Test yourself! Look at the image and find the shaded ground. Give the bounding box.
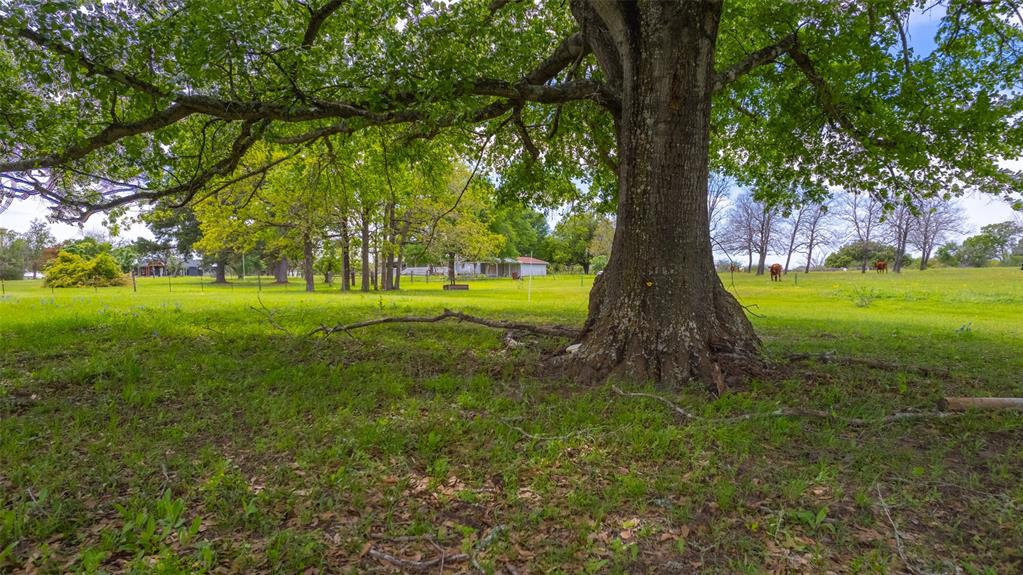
[1,271,1021,573]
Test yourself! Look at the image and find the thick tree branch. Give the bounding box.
[301,0,347,48]
[0,104,192,172]
[713,33,797,93]
[12,25,168,98]
[525,32,589,84]
[786,43,896,150]
[2,24,612,217]
[59,121,265,220]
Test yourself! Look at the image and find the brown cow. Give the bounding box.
[874,260,888,274]
[769,263,782,281]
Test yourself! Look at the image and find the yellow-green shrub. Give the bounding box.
[43,251,127,288]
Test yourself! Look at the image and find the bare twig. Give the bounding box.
[368,548,469,571]
[310,308,578,339]
[876,484,920,575]
[611,386,697,420]
[782,351,951,378]
[497,418,598,441]
[611,386,963,426]
[251,293,295,336]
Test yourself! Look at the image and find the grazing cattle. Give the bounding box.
[769,263,783,281]
[874,260,888,274]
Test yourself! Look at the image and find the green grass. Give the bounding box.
[1,268,1021,573]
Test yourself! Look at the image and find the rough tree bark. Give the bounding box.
[566,1,761,390]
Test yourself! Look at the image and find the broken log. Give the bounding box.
[938,397,1023,411]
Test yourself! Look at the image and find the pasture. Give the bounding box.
[1,268,1022,573]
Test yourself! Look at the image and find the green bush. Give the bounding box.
[43,251,127,288]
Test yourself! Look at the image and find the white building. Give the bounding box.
[403,256,548,278]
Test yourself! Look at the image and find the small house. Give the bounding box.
[469,256,549,278]
[183,259,203,276]
[136,259,166,277]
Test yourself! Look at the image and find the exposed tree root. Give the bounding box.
[611,386,967,426]
[782,351,951,378]
[310,308,579,339]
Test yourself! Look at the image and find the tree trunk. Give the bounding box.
[394,245,404,290]
[341,218,351,291]
[566,1,760,390]
[360,211,370,292]
[213,253,228,284]
[746,249,752,273]
[303,232,315,292]
[805,240,815,273]
[755,250,768,276]
[274,257,289,284]
[448,253,456,285]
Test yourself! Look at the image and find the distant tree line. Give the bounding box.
[711,176,980,274]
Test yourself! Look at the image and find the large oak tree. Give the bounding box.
[1,0,1021,388]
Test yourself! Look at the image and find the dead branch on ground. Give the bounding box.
[368,548,469,571]
[310,308,579,339]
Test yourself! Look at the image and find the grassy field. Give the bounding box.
[1,268,1021,574]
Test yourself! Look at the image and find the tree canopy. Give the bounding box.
[1,1,1020,218]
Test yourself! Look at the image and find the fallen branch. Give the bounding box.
[611,386,963,426]
[938,397,1023,411]
[782,351,951,378]
[310,308,579,339]
[368,548,469,571]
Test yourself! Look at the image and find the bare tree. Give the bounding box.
[881,203,914,273]
[838,193,883,273]
[721,192,757,272]
[708,173,731,246]
[775,205,808,274]
[800,202,836,273]
[751,197,779,276]
[910,199,965,270]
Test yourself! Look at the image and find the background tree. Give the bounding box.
[910,199,965,270]
[721,192,757,271]
[798,202,835,273]
[750,195,778,276]
[978,221,1023,263]
[880,204,914,273]
[0,228,27,280]
[775,205,808,274]
[707,173,731,247]
[825,241,911,269]
[548,211,605,273]
[838,194,883,273]
[22,219,53,279]
[488,203,550,259]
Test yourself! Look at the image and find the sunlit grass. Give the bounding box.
[1,268,1021,573]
